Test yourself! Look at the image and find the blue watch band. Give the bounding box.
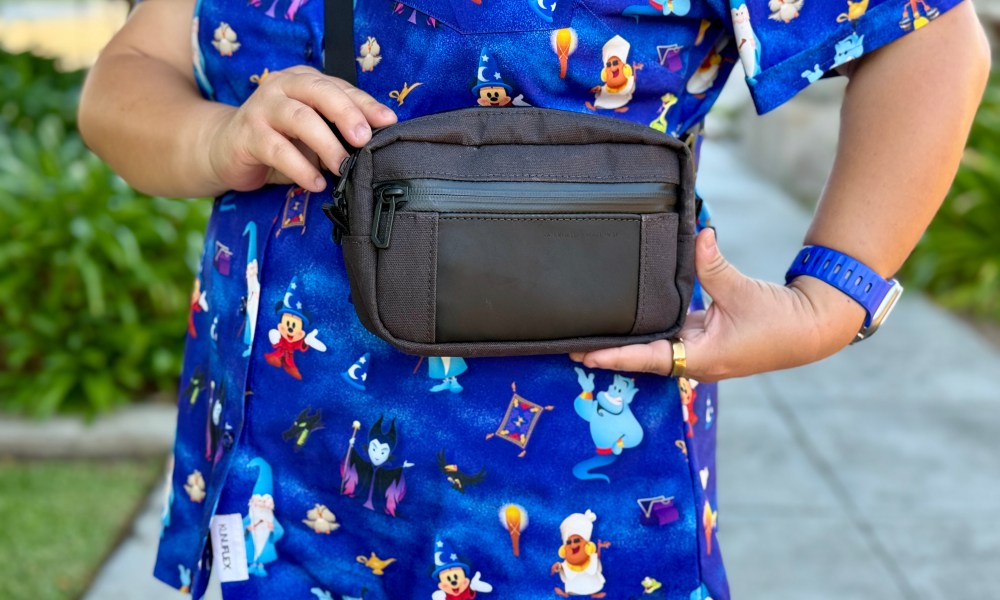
[785,245,903,341]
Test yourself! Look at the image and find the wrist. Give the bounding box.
[198,103,240,197]
[786,274,867,355]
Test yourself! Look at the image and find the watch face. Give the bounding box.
[856,281,903,342]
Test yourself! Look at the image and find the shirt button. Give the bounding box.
[222,431,235,450]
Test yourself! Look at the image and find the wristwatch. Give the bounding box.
[785,245,904,343]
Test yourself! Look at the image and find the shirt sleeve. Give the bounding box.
[728,0,968,114]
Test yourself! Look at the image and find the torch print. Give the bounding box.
[499,503,528,557]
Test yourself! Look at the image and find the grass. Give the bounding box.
[0,457,165,600]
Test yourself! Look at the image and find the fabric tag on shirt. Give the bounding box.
[210,513,249,583]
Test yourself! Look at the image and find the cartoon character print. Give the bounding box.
[184,469,206,503]
[686,37,730,97]
[241,222,260,358]
[699,467,718,555]
[801,64,825,83]
[649,93,678,133]
[730,2,761,83]
[191,17,213,96]
[188,274,209,338]
[832,32,865,68]
[900,0,939,31]
[302,503,340,534]
[437,450,486,493]
[623,0,693,21]
[703,499,718,555]
[471,49,516,107]
[431,538,494,600]
[211,22,240,56]
[178,564,192,593]
[679,377,698,438]
[248,0,310,21]
[160,467,174,536]
[587,35,642,113]
[205,380,228,463]
[182,365,208,408]
[282,406,324,451]
[244,457,284,577]
[768,0,803,23]
[640,577,664,596]
[340,416,413,517]
[551,509,611,598]
[690,583,714,600]
[264,276,327,380]
[572,368,644,482]
[357,37,382,72]
[429,356,468,394]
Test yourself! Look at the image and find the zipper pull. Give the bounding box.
[333,153,356,201]
[322,154,358,245]
[371,185,407,249]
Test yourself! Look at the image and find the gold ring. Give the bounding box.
[669,338,686,379]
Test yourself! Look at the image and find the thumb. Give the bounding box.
[695,227,743,304]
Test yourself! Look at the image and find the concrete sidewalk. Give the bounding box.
[83,141,1000,600]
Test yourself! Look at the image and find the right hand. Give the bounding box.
[205,65,397,193]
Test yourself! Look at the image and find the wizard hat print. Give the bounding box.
[471,48,512,95]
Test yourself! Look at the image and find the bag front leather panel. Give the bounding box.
[435,215,640,343]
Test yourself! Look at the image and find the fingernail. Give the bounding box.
[703,227,718,258]
[706,225,717,242]
[313,176,326,191]
[355,124,371,143]
[380,107,397,121]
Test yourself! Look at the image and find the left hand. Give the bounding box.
[570,228,866,382]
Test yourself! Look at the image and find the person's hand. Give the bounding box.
[570,228,867,382]
[204,65,397,194]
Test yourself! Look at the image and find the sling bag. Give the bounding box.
[322,0,697,357]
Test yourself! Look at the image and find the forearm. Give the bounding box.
[80,55,232,198]
[574,3,991,381]
[78,0,232,198]
[794,1,991,347]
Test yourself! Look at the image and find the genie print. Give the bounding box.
[572,368,644,483]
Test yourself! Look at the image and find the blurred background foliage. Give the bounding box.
[900,67,1000,322]
[0,49,210,418]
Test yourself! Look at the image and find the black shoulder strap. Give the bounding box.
[324,0,357,86]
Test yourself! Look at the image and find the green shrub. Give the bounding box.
[901,68,1000,321]
[0,50,210,417]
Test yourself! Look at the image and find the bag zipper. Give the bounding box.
[371,179,677,248]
